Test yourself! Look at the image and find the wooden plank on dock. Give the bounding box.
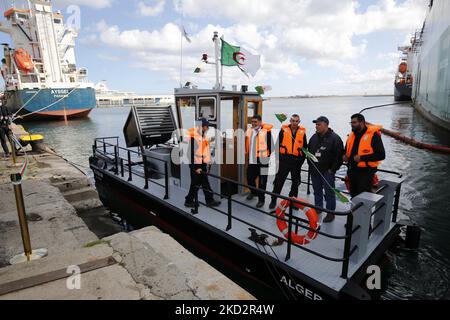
[0,256,117,296]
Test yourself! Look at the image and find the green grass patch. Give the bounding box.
[83,240,111,248]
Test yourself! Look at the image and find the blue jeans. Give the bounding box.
[311,171,336,211]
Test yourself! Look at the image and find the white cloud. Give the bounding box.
[53,0,113,9]
[138,0,166,17]
[97,53,120,61]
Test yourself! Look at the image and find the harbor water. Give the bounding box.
[23,96,450,300]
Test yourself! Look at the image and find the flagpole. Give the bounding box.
[179,1,184,88]
[213,31,220,90]
[180,31,183,88]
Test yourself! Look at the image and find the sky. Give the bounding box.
[0,0,430,96]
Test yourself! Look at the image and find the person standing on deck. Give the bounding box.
[308,116,344,223]
[184,118,221,208]
[269,114,307,210]
[245,115,273,209]
[344,113,385,198]
[0,105,11,158]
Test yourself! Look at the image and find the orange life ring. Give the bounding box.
[14,48,34,74]
[275,198,319,245]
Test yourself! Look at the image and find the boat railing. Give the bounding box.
[93,137,169,200]
[92,137,404,280]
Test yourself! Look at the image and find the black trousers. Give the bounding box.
[348,169,375,198]
[0,126,9,155]
[185,167,214,203]
[247,163,268,201]
[272,160,302,200]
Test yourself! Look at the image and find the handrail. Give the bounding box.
[206,171,361,216]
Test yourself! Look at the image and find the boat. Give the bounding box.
[408,0,450,131]
[95,81,174,108]
[0,0,96,121]
[394,47,413,102]
[89,32,412,300]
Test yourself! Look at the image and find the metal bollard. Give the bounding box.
[9,174,48,265]
[11,173,32,261]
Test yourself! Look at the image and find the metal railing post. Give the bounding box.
[127,150,132,181]
[114,145,119,175]
[392,185,401,222]
[11,173,32,261]
[120,158,124,177]
[307,167,311,195]
[103,141,106,154]
[164,162,169,200]
[143,154,149,189]
[285,202,293,262]
[341,212,354,279]
[193,187,199,215]
[226,182,232,231]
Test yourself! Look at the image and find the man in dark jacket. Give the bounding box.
[344,113,385,198]
[0,105,11,157]
[308,116,344,223]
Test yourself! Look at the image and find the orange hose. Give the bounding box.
[367,122,450,155]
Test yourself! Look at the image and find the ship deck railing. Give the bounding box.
[93,137,404,281]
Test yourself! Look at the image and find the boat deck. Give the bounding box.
[99,153,398,293]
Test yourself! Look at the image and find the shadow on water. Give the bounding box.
[21,98,450,300]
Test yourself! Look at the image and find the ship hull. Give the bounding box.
[90,157,402,301]
[3,87,96,121]
[394,83,412,102]
[410,1,450,131]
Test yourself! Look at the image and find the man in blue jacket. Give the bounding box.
[308,116,344,223]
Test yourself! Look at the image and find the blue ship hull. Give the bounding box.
[3,87,96,121]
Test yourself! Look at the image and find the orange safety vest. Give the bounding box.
[279,124,306,157]
[245,123,273,158]
[346,125,383,168]
[187,128,211,164]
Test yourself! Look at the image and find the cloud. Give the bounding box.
[53,0,113,9]
[97,53,120,61]
[138,0,166,17]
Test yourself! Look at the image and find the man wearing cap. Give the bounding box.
[269,114,307,210]
[308,116,344,223]
[184,118,221,208]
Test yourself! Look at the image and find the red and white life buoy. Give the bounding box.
[275,198,319,245]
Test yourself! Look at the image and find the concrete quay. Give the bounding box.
[0,125,254,300]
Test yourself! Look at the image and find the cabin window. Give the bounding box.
[54,19,62,24]
[197,97,217,122]
[18,14,29,20]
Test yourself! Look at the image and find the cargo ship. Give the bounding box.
[394,47,412,102]
[408,0,450,131]
[0,0,96,121]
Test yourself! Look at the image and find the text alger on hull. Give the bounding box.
[0,0,96,121]
[89,32,412,300]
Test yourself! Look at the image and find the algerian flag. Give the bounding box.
[275,114,287,123]
[221,39,261,77]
